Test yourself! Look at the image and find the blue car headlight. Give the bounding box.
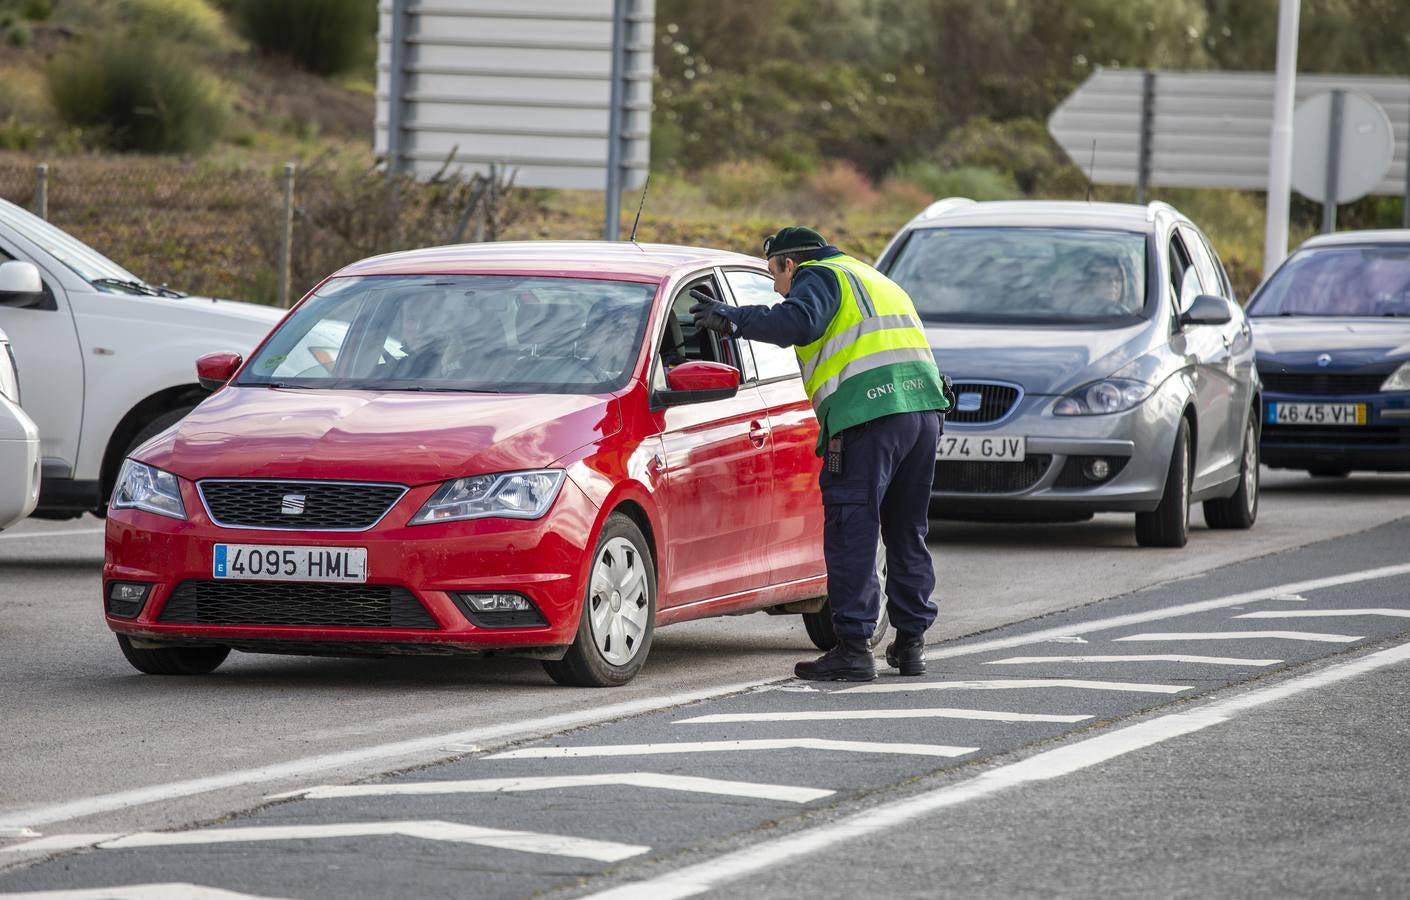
[1053,378,1153,416]
[111,460,187,520]
[410,469,566,524]
[1382,362,1410,392]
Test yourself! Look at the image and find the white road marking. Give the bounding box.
[2,821,648,864]
[988,655,1282,666]
[581,637,1410,900]
[1114,631,1361,644]
[13,562,1410,832]
[0,885,292,900]
[927,562,1410,663]
[0,527,105,542]
[488,739,978,760]
[270,773,834,804]
[841,679,1192,695]
[0,677,776,831]
[1236,608,1410,620]
[675,708,1090,725]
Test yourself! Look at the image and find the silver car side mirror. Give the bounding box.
[1180,294,1233,327]
[0,261,45,309]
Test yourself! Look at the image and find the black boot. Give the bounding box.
[885,631,926,676]
[795,639,877,682]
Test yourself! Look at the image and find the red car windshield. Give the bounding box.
[238,274,656,393]
[1248,245,1410,317]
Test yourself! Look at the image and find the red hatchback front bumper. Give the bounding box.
[103,477,598,658]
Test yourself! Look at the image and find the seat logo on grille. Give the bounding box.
[956,392,983,412]
[1317,353,1332,367]
[280,494,306,515]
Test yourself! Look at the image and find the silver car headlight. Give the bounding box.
[1053,378,1154,416]
[1381,362,1410,392]
[410,470,566,524]
[0,343,19,406]
[111,460,187,519]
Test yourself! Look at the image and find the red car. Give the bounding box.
[103,242,865,686]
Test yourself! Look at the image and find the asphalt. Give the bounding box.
[3,503,1409,899]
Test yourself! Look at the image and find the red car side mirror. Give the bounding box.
[196,352,243,391]
[658,360,740,406]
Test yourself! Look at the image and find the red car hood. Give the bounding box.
[139,387,622,484]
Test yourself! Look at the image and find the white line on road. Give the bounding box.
[270,773,834,804]
[2,821,648,864]
[1114,631,1361,644]
[12,562,1410,832]
[675,708,1091,725]
[487,739,978,761]
[0,678,777,832]
[581,637,1410,900]
[841,679,1192,695]
[1235,608,1410,620]
[927,562,1410,663]
[987,655,1282,666]
[0,885,292,900]
[0,527,104,542]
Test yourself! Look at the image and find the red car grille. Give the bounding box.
[198,480,406,530]
[158,581,439,629]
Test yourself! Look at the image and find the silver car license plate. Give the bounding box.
[213,544,368,583]
[937,434,1026,461]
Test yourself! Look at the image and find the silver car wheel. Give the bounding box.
[1242,419,1258,517]
[588,536,650,667]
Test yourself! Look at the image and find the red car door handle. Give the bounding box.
[748,421,770,447]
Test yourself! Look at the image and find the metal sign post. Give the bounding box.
[1322,90,1344,233]
[603,0,629,241]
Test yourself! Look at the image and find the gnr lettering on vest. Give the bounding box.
[867,379,926,400]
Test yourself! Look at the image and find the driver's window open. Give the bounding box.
[653,276,739,390]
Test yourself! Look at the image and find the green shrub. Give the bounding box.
[697,159,792,211]
[127,0,238,50]
[48,36,227,153]
[890,162,1018,202]
[233,0,374,75]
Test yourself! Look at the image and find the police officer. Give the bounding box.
[691,226,950,681]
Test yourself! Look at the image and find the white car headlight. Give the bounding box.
[1053,378,1153,416]
[410,470,566,524]
[1381,362,1410,392]
[111,460,187,519]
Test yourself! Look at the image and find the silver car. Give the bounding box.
[876,199,1261,547]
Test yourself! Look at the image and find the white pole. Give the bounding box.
[1263,0,1300,277]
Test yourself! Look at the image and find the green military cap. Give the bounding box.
[763,225,828,258]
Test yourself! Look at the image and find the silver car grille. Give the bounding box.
[946,381,1022,424]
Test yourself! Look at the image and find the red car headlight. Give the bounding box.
[409,469,566,524]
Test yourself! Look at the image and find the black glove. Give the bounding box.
[689,288,735,336]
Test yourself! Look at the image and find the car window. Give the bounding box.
[239,274,656,394]
[0,199,142,287]
[1247,244,1410,317]
[1169,232,1200,315]
[661,276,738,369]
[724,269,800,382]
[885,227,1148,324]
[1179,225,1222,300]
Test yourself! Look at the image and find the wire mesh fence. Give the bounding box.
[0,153,519,306]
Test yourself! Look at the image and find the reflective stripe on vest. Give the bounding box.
[794,257,933,408]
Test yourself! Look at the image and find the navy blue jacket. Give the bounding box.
[719,246,844,348]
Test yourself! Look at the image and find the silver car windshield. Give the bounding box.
[238,274,656,394]
[887,227,1149,325]
[1248,245,1410,317]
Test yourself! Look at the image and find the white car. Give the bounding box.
[0,321,39,529]
[0,199,284,519]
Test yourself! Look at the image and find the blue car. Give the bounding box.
[1247,230,1410,476]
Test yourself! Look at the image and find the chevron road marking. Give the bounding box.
[1,821,649,863]
[841,679,1192,695]
[1114,631,1361,644]
[0,885,291,899]
[487,739,978,761]
[270,773,834,804]
[675,708,1090,725]
[988,655,1282,666]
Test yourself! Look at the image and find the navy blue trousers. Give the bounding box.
[820,410,940,641]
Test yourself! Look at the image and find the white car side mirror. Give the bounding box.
[0,261,44,309]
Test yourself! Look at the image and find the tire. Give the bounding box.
[1135,417,1191,548]
[117,634,229,675]
[1204,414,1259,530]
[803,541,891,651]
[1307,466,1350,478]
[543,513,656,687]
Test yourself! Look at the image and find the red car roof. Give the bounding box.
[335,241,765,282]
